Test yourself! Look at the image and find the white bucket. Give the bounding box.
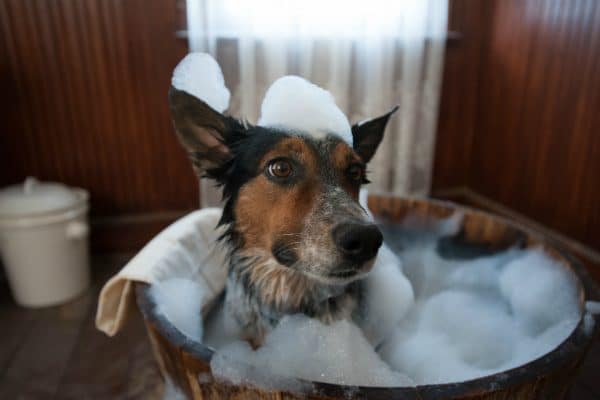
[0,178,91,307]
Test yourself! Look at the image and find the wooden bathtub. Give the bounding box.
[135,195,598,399]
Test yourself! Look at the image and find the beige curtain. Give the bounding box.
[185,0,448,206]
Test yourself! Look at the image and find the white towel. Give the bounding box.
[95,208,228,336]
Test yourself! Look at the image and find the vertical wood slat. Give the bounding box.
[3,0,600,252]
[0,0,195,218]
[433,0,600,251]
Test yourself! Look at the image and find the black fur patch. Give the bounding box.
[209,124,291,250]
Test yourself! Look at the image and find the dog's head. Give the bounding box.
[169,87,396,285]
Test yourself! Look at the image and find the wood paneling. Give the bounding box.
[90,211,188,253]
[0,0,196,219]
[2,0,599,253]
[433,0,494,189]
[434,0,600,251]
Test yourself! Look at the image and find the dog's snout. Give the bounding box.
[332,222,383,262]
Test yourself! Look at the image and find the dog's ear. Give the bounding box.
[169,86,242,174]
[351,106,399,163]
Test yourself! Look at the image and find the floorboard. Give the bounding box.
[0,289,93,398]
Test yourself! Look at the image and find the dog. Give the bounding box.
[169,83,397,343]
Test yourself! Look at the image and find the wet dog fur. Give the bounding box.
[169,87,397,342]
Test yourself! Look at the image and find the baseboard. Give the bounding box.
[90,210,193,254]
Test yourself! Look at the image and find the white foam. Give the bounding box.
[383,330,486,384]
[382,290,518,384]
[171,55,353,144]
[258,76,353,144]
[149,278,208,342]
[211,315,414,390]
[583,312,596,336]
[202,298,244,349]
[379,235,581,385]
[507,317,580,369]
[162,377,187,400]
[499,249,580,335]
[359,244,415,346]
[171,53,230,112]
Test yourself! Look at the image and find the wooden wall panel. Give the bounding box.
[0,0,196,219]
[471,0,600,251]
[434,0,600,251]
[2,0,599,253]
[432,0,494,189]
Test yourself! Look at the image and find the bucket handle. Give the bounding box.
[66,221,89,240]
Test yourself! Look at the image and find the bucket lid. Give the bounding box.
[0,177,85,217]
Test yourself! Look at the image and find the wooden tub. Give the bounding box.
[135,195,598,400]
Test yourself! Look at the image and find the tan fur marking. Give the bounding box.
[234,137,322,309]
[235,137,319,247]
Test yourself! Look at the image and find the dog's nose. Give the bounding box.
[332,222,383,262]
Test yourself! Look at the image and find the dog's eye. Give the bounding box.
[347,164,364,182]
[267,159,293,178]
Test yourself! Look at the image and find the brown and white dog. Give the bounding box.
[169,84,397,343]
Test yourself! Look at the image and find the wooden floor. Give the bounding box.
[0,254,599,400]
[0,256,163,400]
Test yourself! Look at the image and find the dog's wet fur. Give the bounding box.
[169,87,397,342]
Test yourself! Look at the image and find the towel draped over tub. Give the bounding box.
[95,190,414,346]
[95,208,228,336]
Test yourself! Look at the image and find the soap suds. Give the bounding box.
[149,278,208,342]
[258,76,353,144]
[171,53,230,112]
[171,54,354,145]
[376,219,581,385]
[359,244,414,346]
[499,249,580,335]
[210,315,414,390]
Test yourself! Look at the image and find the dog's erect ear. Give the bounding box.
[351,106,399,163]
[169,86,242,174]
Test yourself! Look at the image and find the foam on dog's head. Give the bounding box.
[171,54,352,145]
[171,53,230,113]
[258,76,353,145]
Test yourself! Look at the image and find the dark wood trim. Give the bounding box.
[90,210,194,254]
[0,0,195,219]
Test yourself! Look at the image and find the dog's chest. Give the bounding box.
[224,267,363,341]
